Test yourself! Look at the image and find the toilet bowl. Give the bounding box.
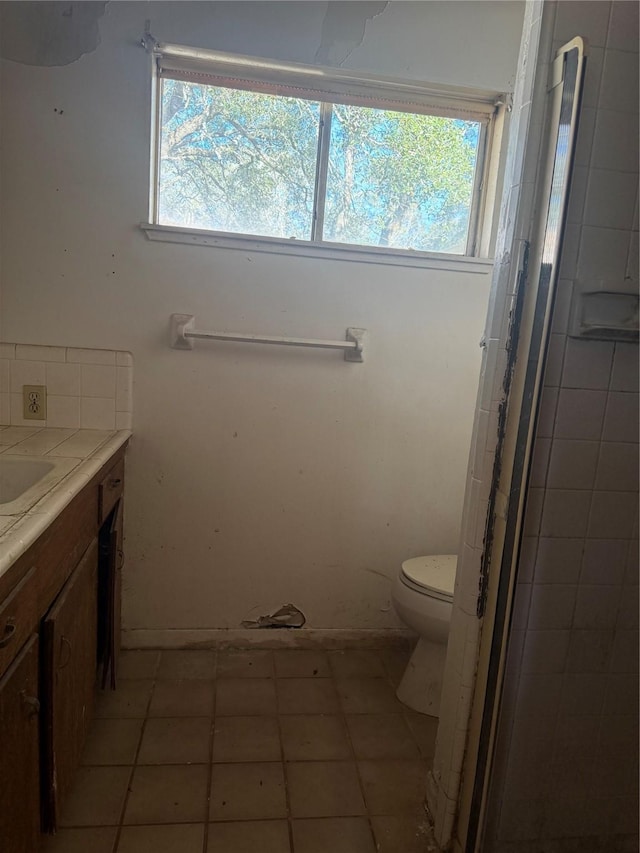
[392,555,456,716]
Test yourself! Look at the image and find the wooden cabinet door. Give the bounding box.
[0,635,41,853]
[42,540,98,829]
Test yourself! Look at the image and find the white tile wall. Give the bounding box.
[607,0,639,50]
[546,439,600,490]
[575,584,622,631]
[595,442,639,491]
[487,3,639,850]
[602,391,640,442]
[561,338,613,390]
[599,50,639,114]
[576,224,630,284]
[554,1,610,46]
[46,362,80,396]
[554,388,607,440]
[539,489,591,538]
[0,344,133,430]
[534,537,583,584]
[565,630,613,673]
[583,168,637,229]
[581,538,628,585]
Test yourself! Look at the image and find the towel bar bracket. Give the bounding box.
[170,314,197,350]
[169,314,366,362]
[344,328,366,362]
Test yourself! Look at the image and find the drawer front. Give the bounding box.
[0,567,38,680]
[98,458,124,524]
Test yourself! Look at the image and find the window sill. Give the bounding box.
[140,223,494,275]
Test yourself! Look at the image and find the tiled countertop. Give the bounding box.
[0,426,131,579]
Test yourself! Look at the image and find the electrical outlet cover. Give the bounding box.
[23,385,47,420]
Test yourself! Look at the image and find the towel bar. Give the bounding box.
[169,314,366,362]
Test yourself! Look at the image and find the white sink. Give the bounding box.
[0,456,80,515]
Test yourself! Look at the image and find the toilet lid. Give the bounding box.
[401,555,457,599]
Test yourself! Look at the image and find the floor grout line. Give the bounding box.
[201,647,218,853]
[109,651,160,853]
[51,648,439,853]
[275,691,295,852]
[340,653,383,852]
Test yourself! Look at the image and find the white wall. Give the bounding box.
[0,2,524,635]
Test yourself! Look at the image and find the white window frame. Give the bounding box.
[142,44,506,268]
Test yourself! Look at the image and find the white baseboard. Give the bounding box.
[122,627,415,650]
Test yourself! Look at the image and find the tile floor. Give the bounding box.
[41,648,439,853]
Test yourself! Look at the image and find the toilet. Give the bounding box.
[391,554,457,716]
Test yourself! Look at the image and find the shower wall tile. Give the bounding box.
[540,489,591,538]
[607,0,639,49]
[528,584,577,630]
[557,224,580,278]
[541,334,566,387]
[587,491,638,539]
[521,629,570,673]
[533,537,583,584]
[559,673,607,718]
[624,542,639,585]
[536,387,558,437]
[595,442,639,491]
[583,168,637,229]
[0,343,133,430]
[489,4,640,850]
[580,46,605,110]
[610,630,639,673]
[591,109,640,173]
[581,539,628,585]
[603,674,639,717]
[602,391,640,442]
[553,389,607,440]
[517,537,538,584]
[546,439,599,490]
[573,585,621,631]
[554,1,611,46]
[566,168,589,231]
[529,437,551,488]
[561,338,613,390]
[523,487,544,536]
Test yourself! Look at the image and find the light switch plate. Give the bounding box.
[23,385,47,420]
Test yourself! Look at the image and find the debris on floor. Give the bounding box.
[241,603,306,629]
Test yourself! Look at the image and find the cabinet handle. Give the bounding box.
[117,549,125,570]
[0,619,16,648]
[109,478,122,488]
[20,692,40,719]
[58,636,72,669]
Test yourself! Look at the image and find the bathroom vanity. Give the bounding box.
[0,430,129,852]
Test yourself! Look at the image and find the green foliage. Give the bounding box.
[325,104,479,252]
[159,79,480,253]
[160,81,319,239]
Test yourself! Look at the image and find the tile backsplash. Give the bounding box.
[0,343,133,430]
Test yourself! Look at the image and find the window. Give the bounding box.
[150,46,502,258]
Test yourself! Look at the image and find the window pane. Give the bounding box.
[158,80,320,240]
[323,104,481,254]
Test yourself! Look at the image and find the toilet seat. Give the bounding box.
[400,555,457,602]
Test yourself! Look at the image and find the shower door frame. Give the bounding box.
[454,36,587,853]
